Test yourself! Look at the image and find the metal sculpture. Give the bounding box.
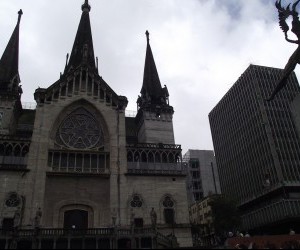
[267,0,300,101]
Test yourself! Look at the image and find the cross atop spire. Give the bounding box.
[18,9,23,24]
[146,30,150,45]
[82,0,91,12]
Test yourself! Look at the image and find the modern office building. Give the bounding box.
[184,150,221,205]
[209,64,300,234]
[189,195,220,247]
[0,1,192,248]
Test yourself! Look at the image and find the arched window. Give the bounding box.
[175,153,181,163]
[134,152,140,162]
[0,144,5,156]
[68,80,73,95]
[21,145,29,157]
[14,145,21,157]
[168,153,175,163]
[82,70,87,82]
[141,151,147,162]
[155,152,161,163]
[5,144,13,156]
[93,82,99,97]
[162,153,168,163]
[162,196,175,225]
[148,152,155,163]
[61,85,66,96]
[127,152,133,162]
[87,76,93,93]
[75,75,80,92]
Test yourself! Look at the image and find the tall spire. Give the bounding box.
[64,0,96,74]
[140,30,166,106]
[0,9,23,87]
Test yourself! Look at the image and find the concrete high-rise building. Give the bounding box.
[209,64,300,234]
[184,150,221,205]
[0,2,192,249]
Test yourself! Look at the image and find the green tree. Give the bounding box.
[209,195,241,237]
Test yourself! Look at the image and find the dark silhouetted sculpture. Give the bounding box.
[268,0,300,101]
[150,207,157,229]
[34,207,42,228]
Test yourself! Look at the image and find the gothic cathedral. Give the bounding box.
[0,1,192,249]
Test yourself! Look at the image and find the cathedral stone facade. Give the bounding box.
[0,1,192,249]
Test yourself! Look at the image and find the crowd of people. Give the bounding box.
[224,229,300,249]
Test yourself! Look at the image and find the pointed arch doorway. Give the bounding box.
[63,210,88,230]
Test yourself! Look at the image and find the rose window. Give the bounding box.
[57,108,103,149]
[5,193,20,207]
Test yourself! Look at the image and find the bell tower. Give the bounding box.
[0,10,23,134]
[136,31,175,144]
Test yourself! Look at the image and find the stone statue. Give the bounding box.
[267,0,300,101]
[130,209,135,232]
[111,208,117,227]
[130,209,135,225]
[150,207,157,228]
[34,207,42,228]
[9,239,17,249]
[13,211,21,229]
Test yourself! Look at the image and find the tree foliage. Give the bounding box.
[209,195,241,236]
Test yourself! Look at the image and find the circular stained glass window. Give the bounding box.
[5,193,20,207]
[163,196,174,208]
[58,108,103,149]
[130,195,143,208]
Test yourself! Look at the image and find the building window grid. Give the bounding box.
[287,140,299,180]
[253,116,266,192]
[286,120,300,180]
[286,201,293,217]
[278,131,294,180]
[233,93,244,197]
[244,74,263,197]
[270,205,276,221]
[290,201,297,216]
[275,202,281,220]
[211,66,300,204]
[268,100,289,181]
[224,107,240,197]
[242,87,253,197]
[280,117,299,180]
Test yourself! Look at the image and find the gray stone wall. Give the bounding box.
[121,175,192,247]
[43,176,110,228]
[0,100,17,134]
[22,94,123,227]
[0,91,193,247]
[137,111,175,144]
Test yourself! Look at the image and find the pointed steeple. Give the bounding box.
[0,9,23,89]
[64,0,96,74]
[136,31,174,144]
[138,31,170,109]
[141,31,164,101]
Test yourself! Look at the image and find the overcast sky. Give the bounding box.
[0,0,299,154]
